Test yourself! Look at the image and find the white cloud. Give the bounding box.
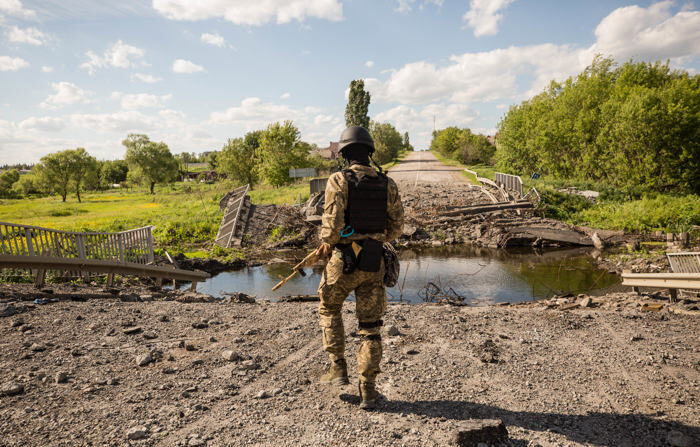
[172,59,204,73]
[463,0,515,37]
[590,1,700,61]
[80,40,146,75]
[152,0,343,25]
[395,0,443,13]
[280,92,291,99]
[7,26,49,45]
[19,116,66,132]
[40,82,93,108]
[111,92,173,110]
[201,32,225,47]
[134,73,163,83]
[0,55,29,71]
[0,0,35,19]
[41,65,53,73]
[365,60,374,68]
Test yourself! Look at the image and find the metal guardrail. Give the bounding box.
[0,222,154,265]
[495,172,523,197]
[215,184,250,248]
[667,252,700,273]
[310,178,328,195]
[622,272,700,302]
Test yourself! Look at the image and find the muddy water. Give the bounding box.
[182,246,621,304]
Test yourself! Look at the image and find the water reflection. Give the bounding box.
[185,246,621,304]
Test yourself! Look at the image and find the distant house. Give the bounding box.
[312,142,339,160]
[185,171,220,182]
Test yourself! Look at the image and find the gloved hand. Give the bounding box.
[315,242,332,259]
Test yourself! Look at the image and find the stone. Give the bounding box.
[29,343,46,352]
[0,303,17,318]
[136,353,153,367]
[452,419,508,447]
[55,372,68,384]
[254,390,270,399]
[188,438,206,446]
[386,325,400,336]
[221,350,240,362]
[185,343,197,351]
[123,327,142,335]
[580,297,592,308]
[1,381,24,396]
[243,329,257,336]
[666,430,695,447]
[592,232,605,250]
[404,348,419,355]
[10,318,23,328]
[162,367,176,374]
[240,360,260,370]
[119,293,140,302]
[209,336,217,343]
[192,322,208,329]
[143,331,158,340]
[126,426,149,440]
[158,314,169,322]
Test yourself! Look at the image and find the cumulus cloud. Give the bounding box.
[70,111,158,133]
[19,116,66,132]
[0,0,35,19]
[463,0,515,37]
[134,73,162,83]
[41,65,53,73]
[7,26,49,45]
[80,40,146,75]
[40,82,93,108]
[152,0,343,25]
[368,3,700,106]
[0,55,29,71]
[111,92,173,110]
[172,59,204,73]
[280,92,291,99]
[365,60,374,68]
[201,32,225,47]
[590,1,700,61]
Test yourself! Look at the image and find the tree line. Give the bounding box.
[496,57,699,194]
[430,127,495,164]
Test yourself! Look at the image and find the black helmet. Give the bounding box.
[338,126,374,155]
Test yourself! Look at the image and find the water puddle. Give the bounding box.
[179,246,621,305]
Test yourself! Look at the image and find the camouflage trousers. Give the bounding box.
[318,251,385,384]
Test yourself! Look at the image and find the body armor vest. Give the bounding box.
[343,168,388,234]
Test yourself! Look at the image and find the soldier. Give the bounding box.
[315,125,404,409]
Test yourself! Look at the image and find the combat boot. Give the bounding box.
[320,358,349,385]
[358,381,379,410]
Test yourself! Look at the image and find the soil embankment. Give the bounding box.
[0,284,697,446]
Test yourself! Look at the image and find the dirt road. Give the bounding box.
[0,284,697,447]
[388,151,468,186]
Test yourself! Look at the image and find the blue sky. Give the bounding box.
[1,0,698,163]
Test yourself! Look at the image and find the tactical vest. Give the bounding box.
[343,168,388,234]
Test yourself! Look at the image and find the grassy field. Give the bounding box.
[429,151,700,233]
[0,181,312,251]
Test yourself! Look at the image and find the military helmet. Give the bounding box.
[338,126,374,155]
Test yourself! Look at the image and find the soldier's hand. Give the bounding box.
[315,243,332,259]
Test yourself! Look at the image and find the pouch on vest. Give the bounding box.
[338,244,357,274]
[357,239,382,273]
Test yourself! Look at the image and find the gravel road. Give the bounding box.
[0,285,697,447]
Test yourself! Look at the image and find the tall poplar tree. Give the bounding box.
[345,79,371,128]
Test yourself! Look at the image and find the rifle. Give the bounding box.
[272,250,322,291]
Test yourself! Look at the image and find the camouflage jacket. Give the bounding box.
[321,164,404,246]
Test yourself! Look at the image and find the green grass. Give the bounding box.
[0,180,314,251]
[381,150,409,171]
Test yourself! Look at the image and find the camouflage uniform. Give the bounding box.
[318,163,404,384]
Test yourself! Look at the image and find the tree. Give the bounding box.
[207,152,219,171]
[176,152,194,181]
[402,132,414,152]
[34,150,74,202]
[12,174,39,196]
[256,121,311,187]
[219,131,262,186]
[70,148,97,202]
[101,160,128,185]
[345,79,371,128]
[123,134,178,194]
[0,169,20,198]
[369,121,403,165]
